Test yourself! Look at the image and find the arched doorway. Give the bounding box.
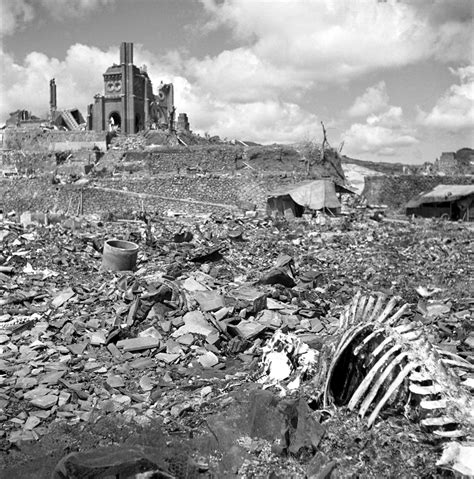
[109,111,121,131]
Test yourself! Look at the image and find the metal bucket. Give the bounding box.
[101,239,139,271]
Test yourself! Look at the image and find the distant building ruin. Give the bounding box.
[438,152,456,174]
[87,42,188,135]
[4,80,84,132]
[177,113,190,133]
[5,110,42,129]
[435,149,474,176]
[49,78,57,119]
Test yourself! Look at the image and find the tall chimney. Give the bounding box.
[49,78,57,118]
[120,42,134,65]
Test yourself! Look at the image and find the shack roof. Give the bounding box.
[406,184,474,208]
[268,179,353,210]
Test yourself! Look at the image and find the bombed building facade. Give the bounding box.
[87,42,188,134]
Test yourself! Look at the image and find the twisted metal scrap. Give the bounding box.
[0,313,42,331]
[323,292,474,438]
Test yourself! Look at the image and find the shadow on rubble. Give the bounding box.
[3,384,327,479]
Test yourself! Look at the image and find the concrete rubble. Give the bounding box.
[0,210,472,478]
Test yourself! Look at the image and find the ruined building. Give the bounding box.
[4,80,84,132]
[49,79,85,131]
[437,150,474,175]
[87,42,188,135]
[5,110,42,129]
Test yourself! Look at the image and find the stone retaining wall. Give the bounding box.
[363,175,473,207]
[121,145,318,175]
[0,171,315,217]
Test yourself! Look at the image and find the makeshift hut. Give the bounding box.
[266,180,353,218]
[406,184,474,221]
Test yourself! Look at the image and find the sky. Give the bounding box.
[0,0,473,163]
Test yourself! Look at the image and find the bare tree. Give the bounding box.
[320,121,330,160]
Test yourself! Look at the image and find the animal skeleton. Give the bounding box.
[322,291,473,439]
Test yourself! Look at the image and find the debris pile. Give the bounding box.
[109,134,148,151]
[0,212,472,477]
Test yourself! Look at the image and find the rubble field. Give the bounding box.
[0,212,472,478]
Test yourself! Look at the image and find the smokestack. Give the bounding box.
[120,42,134,65]
[49,78,57,118]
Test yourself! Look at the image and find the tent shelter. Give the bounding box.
[266,180,354,218]
[406,184,474,221]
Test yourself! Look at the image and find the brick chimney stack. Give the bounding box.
[49,78,57,119]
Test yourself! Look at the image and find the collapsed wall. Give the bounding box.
[363,175,474,208]
[2,128,106,151]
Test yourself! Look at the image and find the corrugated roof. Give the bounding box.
[406,184,474,208]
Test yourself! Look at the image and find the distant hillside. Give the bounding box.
[342,162,384,194]
[341,155,406,175]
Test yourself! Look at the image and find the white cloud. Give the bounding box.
[0,0,115,37]
[0,0,34,36]
[0,44,117,120]
[0,43,318,143]
[367,106,403,127]
[40,0,115,20]
[417,65,474,130]
[343,122,418,156]
[348,82,389,117]
[185,48,311,104]
[198,0,472,91]
[141,51,320,142]
[183,96,319,143]
[342,85,417,156]
[2,0,471,147]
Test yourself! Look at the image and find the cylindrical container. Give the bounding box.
[101,239,139,271]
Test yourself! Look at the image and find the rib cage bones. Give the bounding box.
[322,291,474,439]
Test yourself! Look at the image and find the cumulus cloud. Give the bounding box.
[198,0,472,92]
[40,0,115,19]
[0,43,191,122]
[343,122,418,156]
[366,106,404,127]
[2,0,471,146]
[183,95,319,143]
[417,65,474,130]
[0,0,115,36]
[0,0,34,36]
[0,44,118,120]
[405,0,472,29]
[0,43,318,143]
[342,86,417,156]
[185,49,311,104]
[348,82,389,117]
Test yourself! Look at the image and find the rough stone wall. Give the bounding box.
[0,151,56,175]
[125,146,243,174]
[0,171,317,217]
[1,178,63,213]
[122,145,338,177]
[363,175,474,208]
[1,144,360,216]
